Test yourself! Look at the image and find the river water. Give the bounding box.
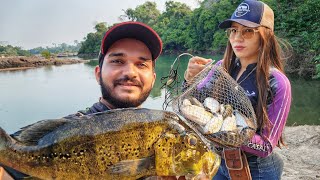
[0,55,319,134]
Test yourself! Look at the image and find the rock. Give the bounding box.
[0,56,86,70]
[277,125,320,180]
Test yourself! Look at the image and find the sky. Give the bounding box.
[0,0,199,49]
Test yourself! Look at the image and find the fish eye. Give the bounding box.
[186,133,198,146]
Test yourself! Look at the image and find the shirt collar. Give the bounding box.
[233,58,257,70]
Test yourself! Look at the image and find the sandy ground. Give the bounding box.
[276,125,320,180]
[0,56,86,70]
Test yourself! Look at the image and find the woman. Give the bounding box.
[184,0,291,179]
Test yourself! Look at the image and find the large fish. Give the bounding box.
[0,108,220,180]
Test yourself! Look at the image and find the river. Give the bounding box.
[0,55,319,134]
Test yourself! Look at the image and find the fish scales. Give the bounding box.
[0,108,220,180]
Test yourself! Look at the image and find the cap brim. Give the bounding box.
[218,19,260,29]
[101,22,162,60]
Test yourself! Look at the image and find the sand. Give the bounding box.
[277,125,320,180]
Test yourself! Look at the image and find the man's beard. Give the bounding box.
[100,74,152,108]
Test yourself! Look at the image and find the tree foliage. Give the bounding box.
[29,42,81,55]
[0,45,31,56]
[78,0,319,79]
[41,50,51,59]
[266,0,320,78]
[153,1,192,52]
[120,2,160,25]
[78,22,109,55]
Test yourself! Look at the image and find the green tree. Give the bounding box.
[95,22,108,33]
[256,0,320,78]
[0,45,31,56]
[78,22,109,55]
[154,1,192,52]
[187,0,240,52]
[120,1,160,25]
[77,0,319,79]
[41,50,51,59]
[120,9,136,21]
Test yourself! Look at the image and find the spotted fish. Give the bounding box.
[0,108,220,180]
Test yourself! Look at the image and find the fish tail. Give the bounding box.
[0,127,10,151]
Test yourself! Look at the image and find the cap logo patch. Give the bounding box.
[235,3,250,17]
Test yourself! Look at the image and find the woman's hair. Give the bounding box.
[222,26,289,147]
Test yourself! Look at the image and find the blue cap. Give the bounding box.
[219,0,274,30]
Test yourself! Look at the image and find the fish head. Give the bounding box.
[0,127,10,151]
[154,127,220,178]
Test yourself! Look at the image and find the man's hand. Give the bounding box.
[0,167,14,180]
[184,56,213,81]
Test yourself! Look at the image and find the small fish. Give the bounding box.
[203,113,224,134]
[235,111,248,132]
[219,104,225,115]
[182,98,192,106]
[203,97,220,113]
[181,100,213,126]
[189,97,204,108]
[220,114,237,132]
[0,108,220,180]
[222,104,233,119]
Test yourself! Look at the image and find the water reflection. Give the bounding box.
[85,59,99,67]
[288,77,320,125]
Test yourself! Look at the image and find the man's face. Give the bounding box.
[95,38,156,109]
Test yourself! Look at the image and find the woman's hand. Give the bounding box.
[184,56,212,81]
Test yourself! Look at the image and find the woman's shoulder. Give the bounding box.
[270,68,290,81]
[269,67,291,90]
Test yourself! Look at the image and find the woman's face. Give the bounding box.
[228,22,261,63]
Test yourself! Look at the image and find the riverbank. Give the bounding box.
[276,125,320,180]
[0,56,86,71]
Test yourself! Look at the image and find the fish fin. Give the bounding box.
[109,156,155,175]
[11,118,71,145]
[0,127,12,150]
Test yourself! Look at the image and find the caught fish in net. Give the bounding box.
[162,55,257,148]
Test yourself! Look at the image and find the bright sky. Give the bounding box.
[0,0,199,49]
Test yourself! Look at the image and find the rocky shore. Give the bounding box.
[277,125,320,180]
[0,56,86,71]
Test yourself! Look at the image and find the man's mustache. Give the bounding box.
[114,76,143,87]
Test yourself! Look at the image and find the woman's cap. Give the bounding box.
[99,21,162,61]
[218,0,274,31]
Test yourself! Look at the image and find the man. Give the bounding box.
[0,21,163,180]
[66,21,162,117]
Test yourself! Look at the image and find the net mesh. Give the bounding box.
[163,58,257,148]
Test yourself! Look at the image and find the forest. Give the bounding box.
[78,0,320,79]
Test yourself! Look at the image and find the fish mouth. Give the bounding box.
[209,155,221,177]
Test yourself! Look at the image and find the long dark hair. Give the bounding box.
[222,27,289,146]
